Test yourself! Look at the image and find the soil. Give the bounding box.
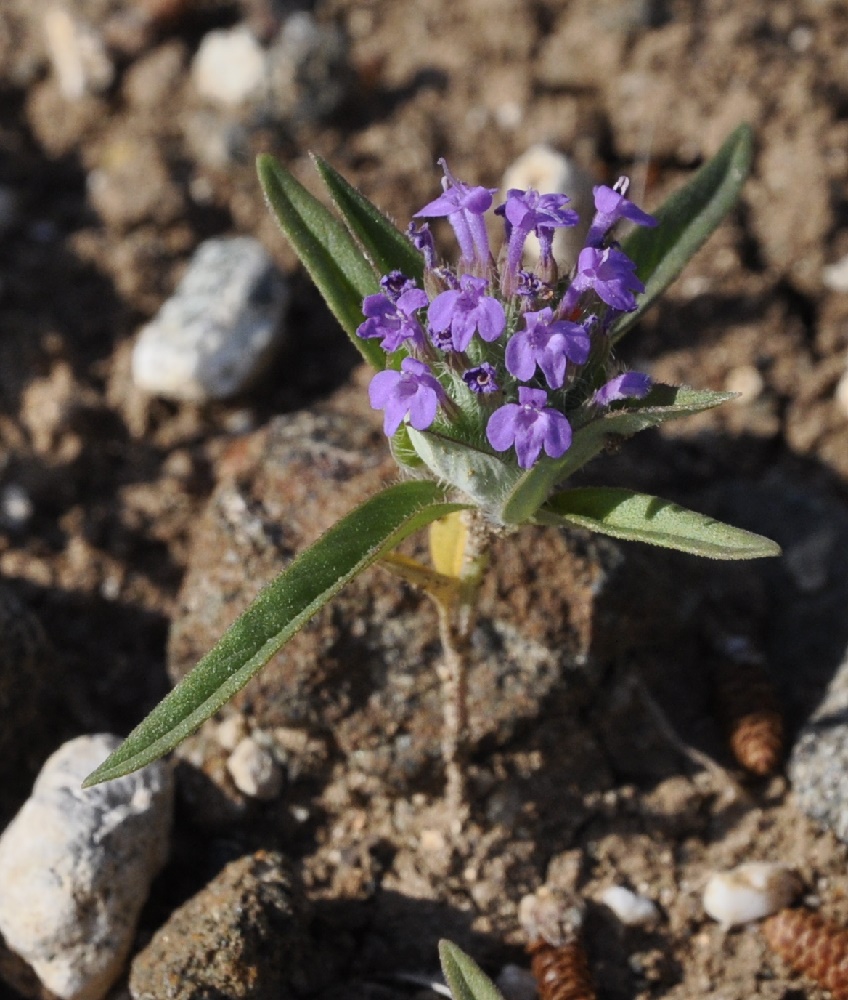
[1,0,848,998]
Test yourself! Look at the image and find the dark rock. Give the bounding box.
[129,850,306,1000]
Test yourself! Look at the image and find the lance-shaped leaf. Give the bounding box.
[257,153,384,368]
[538,486,781,560]
[439,942,506,1000]
[84,481,469,787]
[499,384,735,526]
[611,123,754,343]
[314,155,425,284]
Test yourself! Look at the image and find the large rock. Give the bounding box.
[0,735,173,1000]
[129,851,306,1000]
[167,375,674,796]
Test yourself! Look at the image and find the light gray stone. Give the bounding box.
[790,648,848,843]
[0,735,173,1000]
[131,237,288,402]
[192,26,266,108]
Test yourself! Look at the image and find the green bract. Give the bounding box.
[85,124,779,788]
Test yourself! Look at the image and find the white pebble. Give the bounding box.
[192,26,267,108]
[724,364,764,402]
[600,885,661,927]
[0,482,33,529]
[703,862,802,927]
[132,237,288,402]
[822,252,848,293]
[227,736,283,800]
[216,713,247,752]
[501,145,595,270]
[0,735,173,1000]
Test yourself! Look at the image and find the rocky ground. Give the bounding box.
[1,0,848,998]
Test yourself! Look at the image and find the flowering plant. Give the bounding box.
[86,125,779,793]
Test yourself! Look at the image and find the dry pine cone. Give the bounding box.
[763,907,848,999]
[528,937,597,1000]
[714,659,784,775]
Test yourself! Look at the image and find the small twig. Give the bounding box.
[627,671,749,804]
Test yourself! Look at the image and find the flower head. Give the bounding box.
[505,307,591,389]
[428,274,506,352]
[360,162,658,473]
[586,177,657,248]
[486,387,572,469]
[368,357,447,436]
[357,286,428,352]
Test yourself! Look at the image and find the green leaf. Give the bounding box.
[538,486,781,559]
[499,384,735,525]
[611,123,754,342]
[407,427,522,520]
[439,942,506,1000]
[84,481,469,787]
[313,155,425,284]
[257,153,383,368]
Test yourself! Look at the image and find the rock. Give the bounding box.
[790,647,848,843]
[599,885,660,927]
[496,964,537,1000]
[131,236,288,402]
[0,734,173,1000]
[42,5,114,100]
[128,851,306,1000]
[266,13,353,123]
[122,40,186,110]
[500,145,595,270]
[226,735,284,800]
[166,376,664,797]
[192,26,267,108]
[87,137,185,231]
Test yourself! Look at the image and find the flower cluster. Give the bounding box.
[358,161,657,470]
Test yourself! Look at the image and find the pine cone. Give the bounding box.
[714,658,784,775]
[763,907,848,999]
[528,937,597,1000]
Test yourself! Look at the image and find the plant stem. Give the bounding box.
[433,509,491,818]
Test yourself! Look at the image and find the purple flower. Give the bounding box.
[586,177,657,248]
[505,307,591,390]
[486,387,572,469]
[380,270,417,301]
[496,189,579,292]
[592,371,652,406]
[428,274,506,352]
[564,246,645,313]
[407,222,437,270]
[462,362,499,394]
[368,357,447,436]
[415,159,495,268]
[357,286,429,352]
